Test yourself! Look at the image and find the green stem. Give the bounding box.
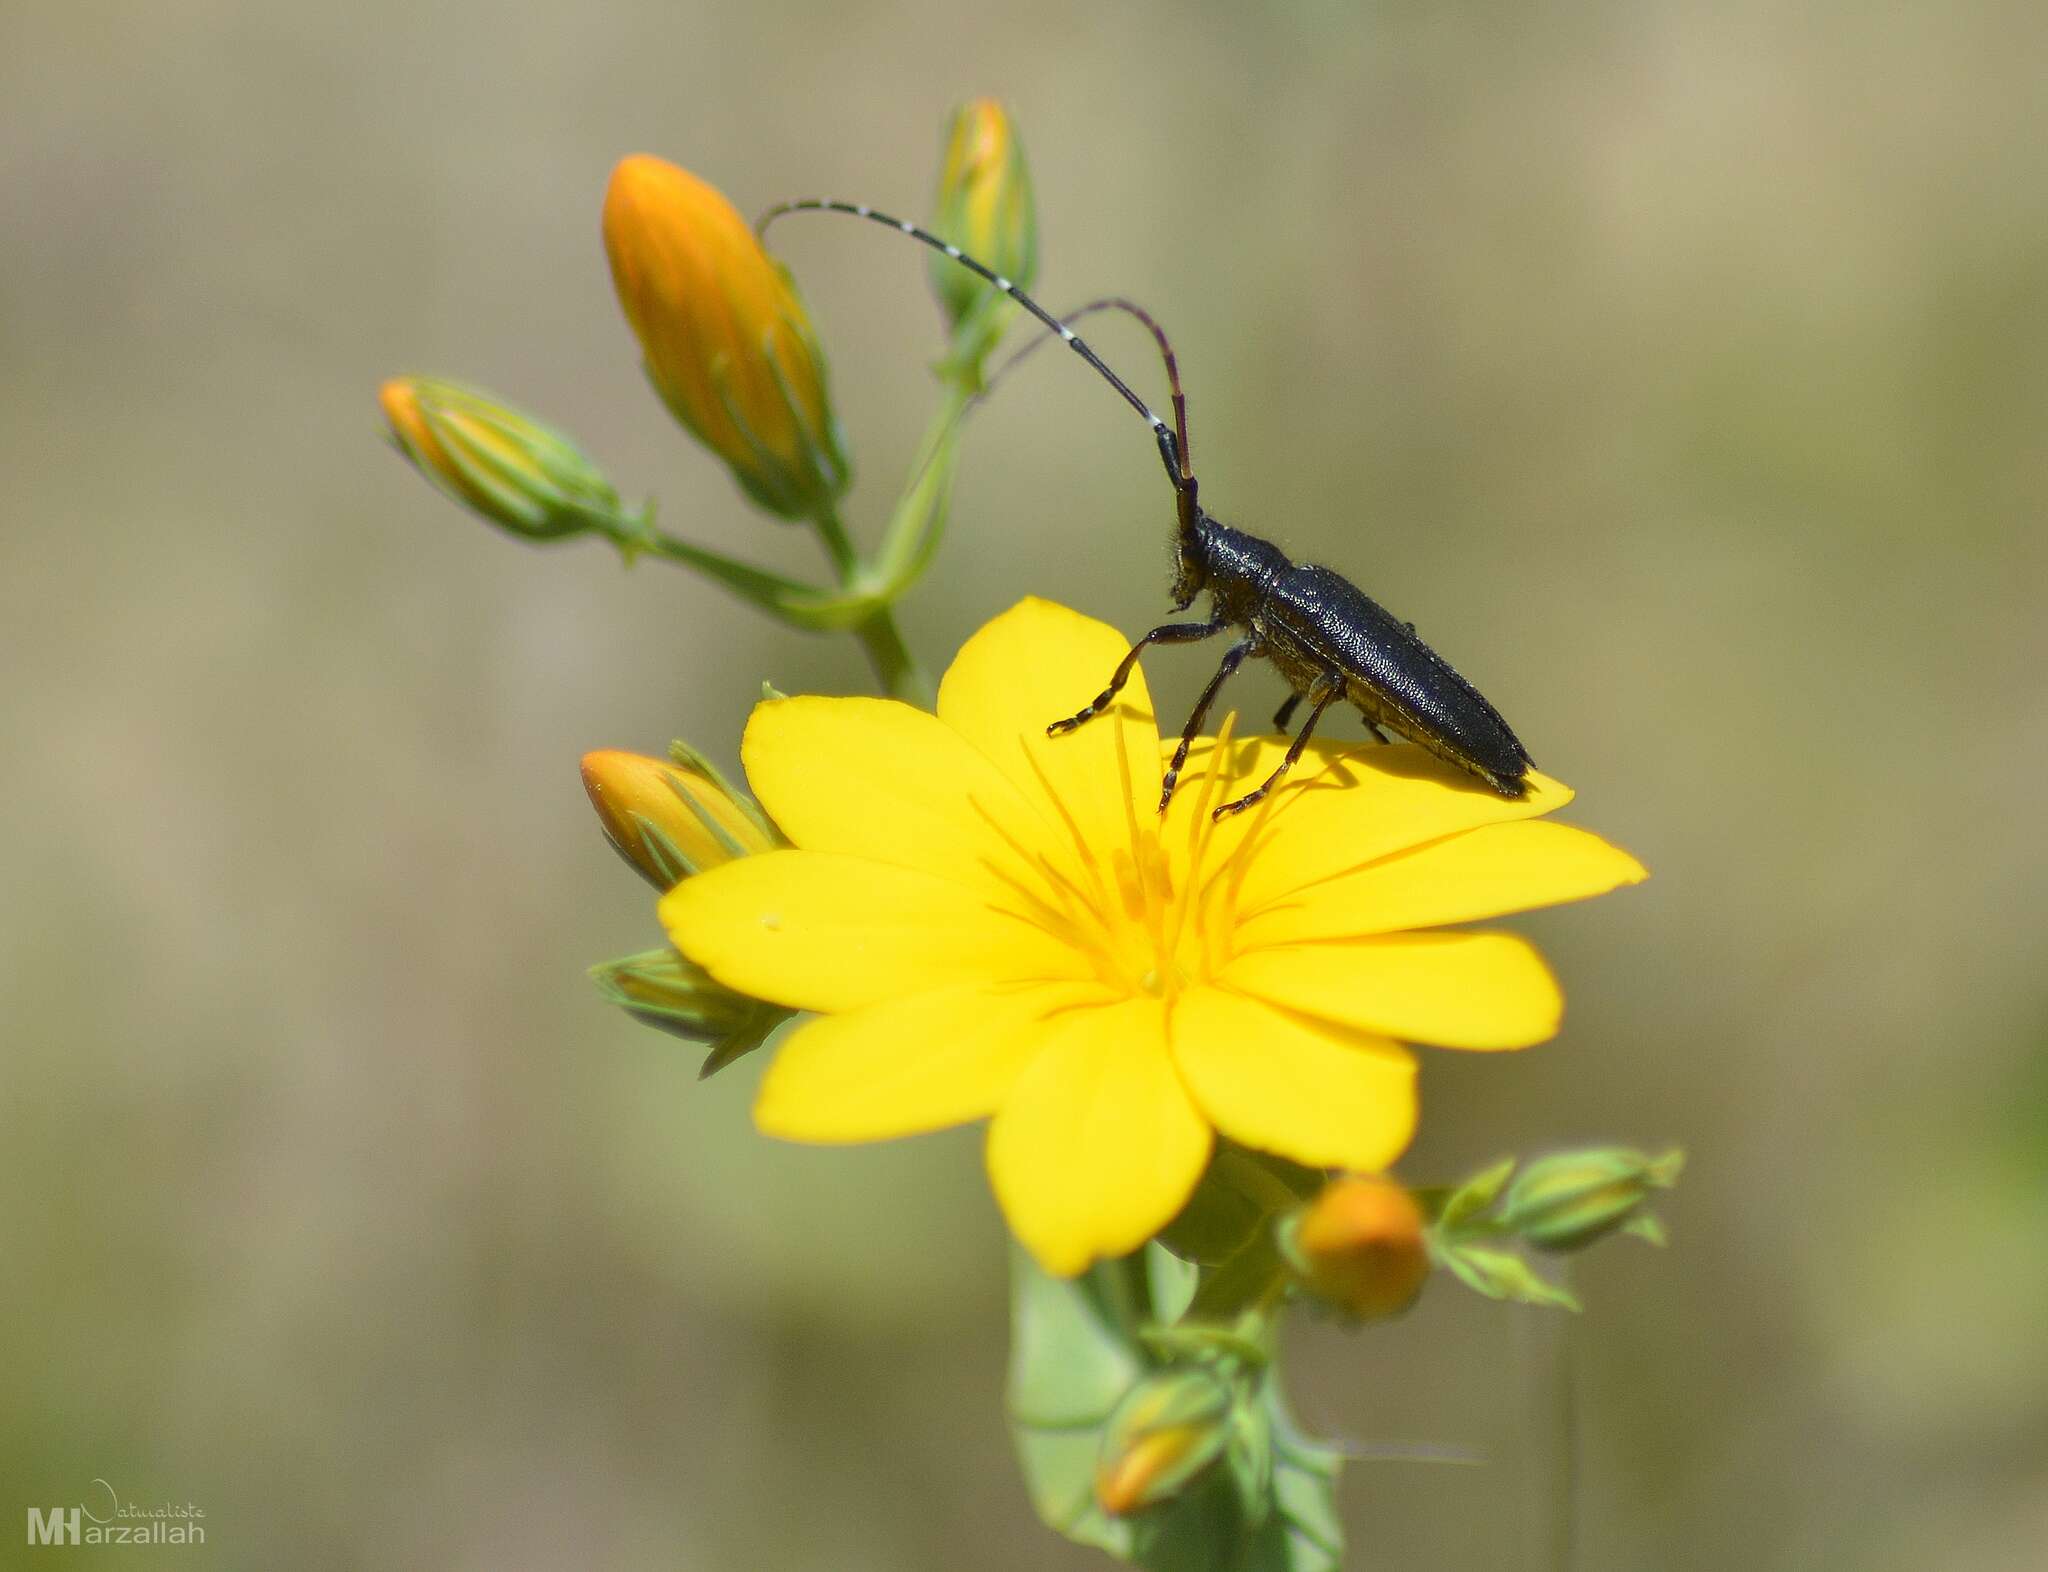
[630,521,823,605]
[811,505,862,582]
[872,380,976,583]
[810,503,934,708]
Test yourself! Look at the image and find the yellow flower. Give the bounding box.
[602,154,849,519]
[581,747,778,889]
[661,600,1646,1274]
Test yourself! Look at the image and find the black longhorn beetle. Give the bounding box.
[761,198,1533,819]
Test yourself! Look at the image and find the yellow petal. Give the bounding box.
[985,996,1211,1276]
[740,695,1055,899]
[1170,986,1416,1171]
[756,979,1112,1142]
[1219,931,1561,1050]
[661,850,1081,1013]
[1164,735,1570,913]
[1236,821,1648,948]
[938,598,1162,876]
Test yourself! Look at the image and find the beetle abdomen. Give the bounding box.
[1269,564,1532,796]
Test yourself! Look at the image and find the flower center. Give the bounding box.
[1056,717,1260,1003]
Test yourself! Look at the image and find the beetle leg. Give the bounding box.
[1363,719,1390,745]
[1159,636,1260,813]
[1047,616,1223,736]
[1271,692,1301,732]
[1214,674,1342,820]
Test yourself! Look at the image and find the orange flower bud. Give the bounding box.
[928,99,1036,342]
[602,154,849,519]
[1094,1369,1234,1517]
[1284,1175,1431,1320]
[380,376,621,541]
[581,747,777,889]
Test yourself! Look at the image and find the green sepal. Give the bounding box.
[586,947,792,1075]
[1434,1156,1517,1233]
[666,738,783,846]
[1436,1243,1581,1312]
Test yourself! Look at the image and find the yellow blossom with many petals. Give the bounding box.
[661,599,1646,1274]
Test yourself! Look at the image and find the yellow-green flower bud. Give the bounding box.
[1281,1175,1431,1320]
[928,99,1037,348]
[380,376,622,541]
[1498,1147,1684,1254]
[588,946,788,1048]
[602,154,849,520]
[581,747,778,890]
[1095,1369,1234,1517]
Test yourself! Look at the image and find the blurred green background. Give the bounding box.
[4,0,2045,1566]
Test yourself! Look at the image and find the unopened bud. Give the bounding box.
[1095,1369,1234,1517]
[928,99,1037,347]
[380,377,623,541]
[1281,1175,1431,1320]
[581,747,777,889]
[587,947,791,1074]
[1498,1147,1684,1254]
[602,154,849,519]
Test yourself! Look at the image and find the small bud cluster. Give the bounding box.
[579,746,789,1076]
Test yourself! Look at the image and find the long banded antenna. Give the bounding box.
[983,297,1190,474]
[759,199,1193,495]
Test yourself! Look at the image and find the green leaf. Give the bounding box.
[1161,1146,1319,1267]
[1146,1243,1199,1322]
[1130,1479,1252,1572]
[1439,1244,1581,1311]
[1006,1250,1145,1558]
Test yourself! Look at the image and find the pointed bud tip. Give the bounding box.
[581,747,776,889]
